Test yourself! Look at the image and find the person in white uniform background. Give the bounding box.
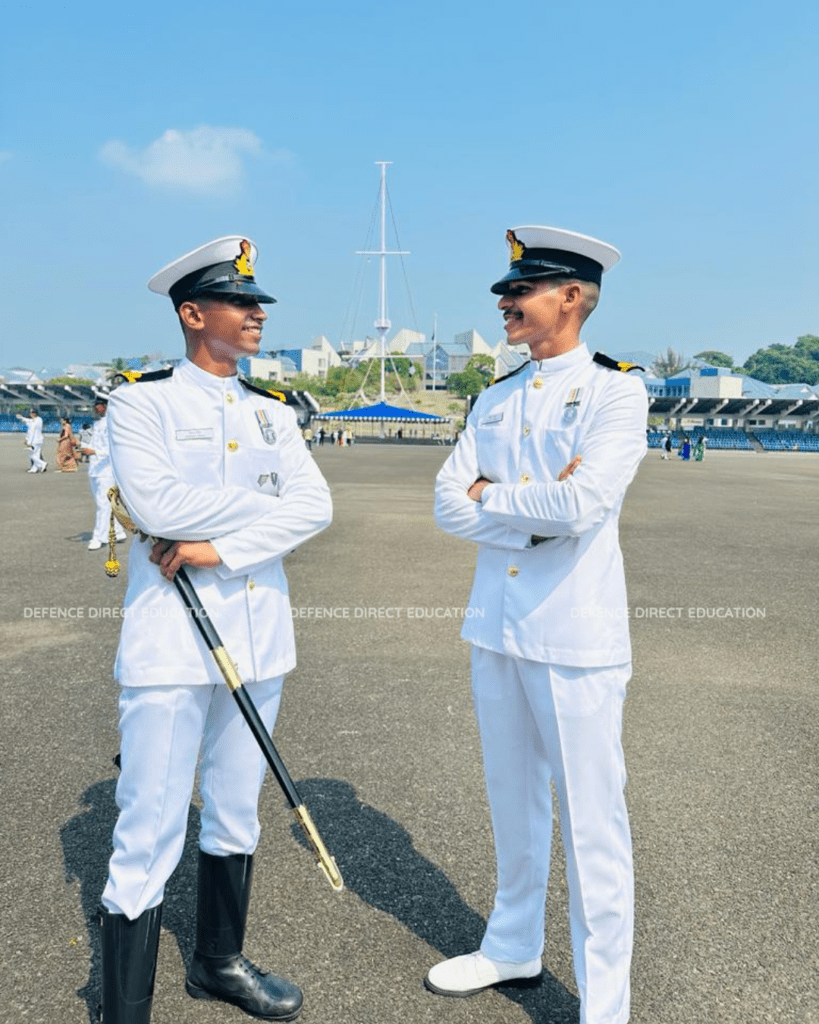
[429,226,648,1024]
[99,236,332,1023]
[17,408,47,472]
[82,396,126,550]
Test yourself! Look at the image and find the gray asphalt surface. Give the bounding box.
[1,434,817,1024]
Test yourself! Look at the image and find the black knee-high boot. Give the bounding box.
[99,905,162,1024]
[185,852,303,1021]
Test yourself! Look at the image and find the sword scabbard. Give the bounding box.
[293,804,344,891]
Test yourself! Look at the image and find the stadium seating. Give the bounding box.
[752,430,819,452]
[647,428,753,450]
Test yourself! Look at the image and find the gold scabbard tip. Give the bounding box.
[293,804,344,891]
[104,560,120,577]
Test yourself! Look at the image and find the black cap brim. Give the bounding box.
[188,280,277,304]
[491,249,605,294]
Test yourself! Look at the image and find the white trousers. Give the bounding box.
[28,443,46,471]
[102,677,284,919]
[471,647,633,1024]
[90,470,125,544]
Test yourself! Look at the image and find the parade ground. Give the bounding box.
[1,435,817,1024]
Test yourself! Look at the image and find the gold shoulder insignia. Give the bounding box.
[240,379,288,402]
[490,360,530,386]
[593,352,645,373]
[112,368,174,386]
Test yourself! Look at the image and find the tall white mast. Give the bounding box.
[432,312,438,392]
[356,161,409,404]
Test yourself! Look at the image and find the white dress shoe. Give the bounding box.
[424,950,542,997]
[87,540,103,550]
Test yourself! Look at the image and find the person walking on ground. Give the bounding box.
[17,408,47,472]
[56,416,79,472]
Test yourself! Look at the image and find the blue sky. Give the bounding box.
[2,0,817,372]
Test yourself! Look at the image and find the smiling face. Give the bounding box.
[497,276,597,360]
[182,294,268,367]
[498,278,570,359]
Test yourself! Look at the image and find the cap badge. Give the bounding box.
[506,229,526,263]
[234,239,254,277]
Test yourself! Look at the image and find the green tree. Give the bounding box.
[447,367,486,398]
[693,350,734,368]
[246,376,292,393]
[47,376,96,385]
[742,336,819,384]
[651,347,691,379]
[465,354,495,380]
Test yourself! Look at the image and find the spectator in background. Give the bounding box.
[17,408,47,473]
[56,417,79,472]
[81,397,126,550]
[77,422,93,463]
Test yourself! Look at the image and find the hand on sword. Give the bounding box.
[107,486,344,892]
[149,538,222,580]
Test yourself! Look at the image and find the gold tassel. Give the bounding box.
[104,506,120,577]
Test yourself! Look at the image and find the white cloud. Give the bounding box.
[99,126,272,193]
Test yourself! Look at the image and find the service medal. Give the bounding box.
[255,409,277,445]
[563,387,582,424]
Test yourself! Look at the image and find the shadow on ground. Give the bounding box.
[294,777,580,1024]
[60,776,200,1022]
[61,774,578,1023]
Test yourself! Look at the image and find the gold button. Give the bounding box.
[520,473,530,483]
[507,566,519,577]
[533,378,543,389]
[248,580,255,590]
[227,440,238,451]
[523,425,531,436]
[226,393,235,403]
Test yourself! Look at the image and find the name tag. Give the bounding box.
[175,428,214,441]
[479,413,504,426]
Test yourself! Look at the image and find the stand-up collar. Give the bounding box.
[528,343,592,376]
[176,357,242,394]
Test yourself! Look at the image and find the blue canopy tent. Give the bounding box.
[313,401,448,424]
[313,401,451,441]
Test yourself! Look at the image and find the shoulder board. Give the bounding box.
[593,352,645,373]
[489,360,530,386]
[239,379,287,403]
[111,368,174,386]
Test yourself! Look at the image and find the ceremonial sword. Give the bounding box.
[105,487,343,892]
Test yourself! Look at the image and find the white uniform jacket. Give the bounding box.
[107,358,332,687]
[435,344,647,668]
[88,417,113,479]
[24,415,44,447]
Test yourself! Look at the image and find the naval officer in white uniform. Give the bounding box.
[17,408,47,472]
[99,237,332,1023]
[428,226,647,1024]
[83,396,127,550]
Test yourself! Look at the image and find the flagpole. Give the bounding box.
[432,312,438,392]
